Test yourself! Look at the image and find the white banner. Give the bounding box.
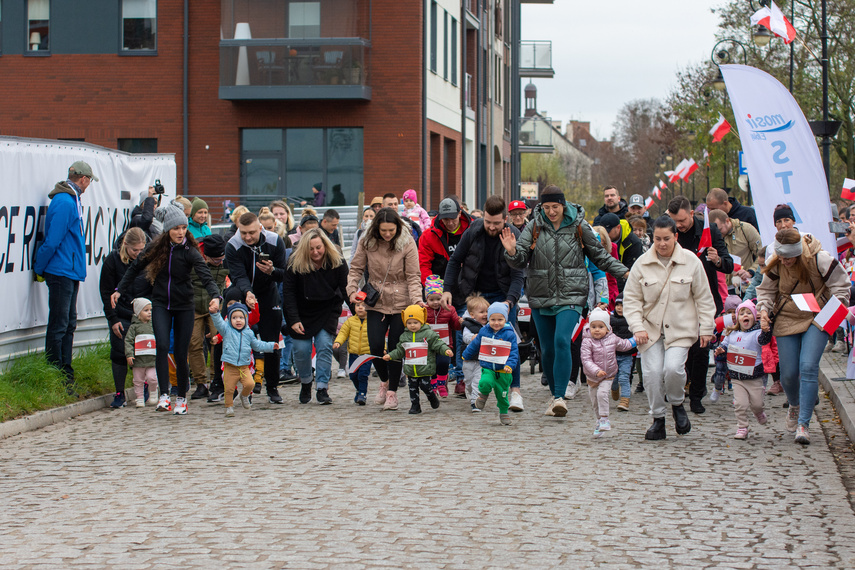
[0,137,176,332]
[721,64,835,255]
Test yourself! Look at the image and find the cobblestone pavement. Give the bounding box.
[3,370,855,569]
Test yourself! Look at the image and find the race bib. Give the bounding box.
[429,323,450,343]
[134,334,156,356]
[726,345,758,375]
[402,341,428,366]
[479,337,511,365]
[339,307,351,326]
[517,307,531,323]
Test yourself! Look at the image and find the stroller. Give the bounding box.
[515,296,542,375]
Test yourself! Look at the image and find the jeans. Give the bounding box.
[482,291,521,389]
[531,308,580,399]
[279,334,293,374]
[777,326,829,427]
[292,328,334,389]
[612,354,634,398]
[641,337,689,418]
[44,273,79,380]
[348,353,371,395]
[152,306,194,398]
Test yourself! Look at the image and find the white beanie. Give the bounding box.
[133,298,151,317]
[588,308,611,332]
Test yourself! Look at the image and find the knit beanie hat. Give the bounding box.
[160,204,187,234]
[227,302,249,324]
[488,302,509,322]
[773,205,795,224]
[132,297,151,317]
[199,234,226,258]
[588,307,612,331]
[737,300,757,321]
[190,197,208,219]
[724,294,742,312]
[403,189,418,203]
[614,295,623,305]
[401,304,426,326]
[424,274,443,297]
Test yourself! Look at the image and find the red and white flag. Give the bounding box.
[347,354,379,374]
[709,113,732,143]
[659,180,668,191]
[698,207,712,254]
[571,318,587,342]
[842,178,855,201]
[815,295,848,335]
[680,159,699,181]
[651,186,662,199]
[672,159,689,181]
[791,293,821,313]
[837,236,852,254]
[644,196,654,209]
[750,1,797,45]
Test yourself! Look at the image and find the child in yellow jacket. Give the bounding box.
[333,301,372,405]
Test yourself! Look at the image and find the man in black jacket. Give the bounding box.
[705,187,759,230]
[225,212,290,404]
[667,196,734,414]
[593,186,628,226]
[599,213,643,273]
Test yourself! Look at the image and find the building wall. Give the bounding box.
[426,119,462,210]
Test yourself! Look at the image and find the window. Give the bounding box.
[430,1,437,73]
[118,138,158,153]
[450,18,457,86]
[443,11,448,80]
[27,0,49,52]
[122,0,157,51]
[289,2,321,39]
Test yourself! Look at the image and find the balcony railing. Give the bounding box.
[520,116,554,153]
[520,40,554,78]
[219,38,371,100]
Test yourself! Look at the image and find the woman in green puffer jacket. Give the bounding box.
[501,185,628,417]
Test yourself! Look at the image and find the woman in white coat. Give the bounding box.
[623,215,717,440]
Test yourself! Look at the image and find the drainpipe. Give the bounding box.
[183,0,189,195]
[460,5,466,202]
[422,0,428,206]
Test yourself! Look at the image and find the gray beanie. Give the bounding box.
[160,205,187,234]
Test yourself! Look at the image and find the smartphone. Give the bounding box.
[829,221,850,233]
[257,252,270,262]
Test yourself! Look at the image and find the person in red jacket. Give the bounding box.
[424,275,462,397]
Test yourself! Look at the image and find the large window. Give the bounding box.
[450,17,458,86]
[241,128,363,206]
[289,2,320,38]
[122,0,157,51]
[27,0,49,52]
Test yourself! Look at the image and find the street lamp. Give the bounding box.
[752,24,773,47]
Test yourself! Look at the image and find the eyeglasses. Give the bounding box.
[509,211,526,218]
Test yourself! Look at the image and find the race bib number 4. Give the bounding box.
[726,345,758,375]
[402,341,429,366]
[135,334,156,356]
[429,323,450,343]
[479,337,511,365]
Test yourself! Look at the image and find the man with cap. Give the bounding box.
[369,196,383,212]
[187,197,211,239]
[599,213,644,274]
[627,194,649,220]
[507,200,529,233]
[34,161,98,391]
[594,186,628,226]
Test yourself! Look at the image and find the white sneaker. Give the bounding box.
[155,394,171,412]
[337,369,347,378]
[832,340,847,353]
[239,394,252,409]
[552,397,568,417]
[599,418,611,431]
[225,406,235,418]
[508,391,524,412]
[565,381,578,400]
[135,398,145,408]
[593,421,603,438]
[824,341,835,353]
[710,389,721,403]
[173,397,187,415]
[147,393,159,406]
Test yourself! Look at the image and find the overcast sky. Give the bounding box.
[521,1,724,141]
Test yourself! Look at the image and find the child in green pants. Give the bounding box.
[462,302,519,425]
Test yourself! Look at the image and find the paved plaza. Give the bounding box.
[3,370,855,568]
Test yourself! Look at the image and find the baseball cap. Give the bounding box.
[628,194,644,207]
[508,200,527,212]
[437,197,461,220]
[599,213,621,232]
[68,160,99,182]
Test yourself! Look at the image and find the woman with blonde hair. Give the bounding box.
[226,205,249,240]
[270,200,295,233]
[282,227,349,405]
[756,228,850,444]
[258,207,276,232]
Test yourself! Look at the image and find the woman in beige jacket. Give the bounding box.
[347,208,423,410]
[623,216,716,440]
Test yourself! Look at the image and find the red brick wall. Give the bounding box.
[426,119,461,210]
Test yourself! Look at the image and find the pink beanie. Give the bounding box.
[402,189,418,203]
[737,300,757,320]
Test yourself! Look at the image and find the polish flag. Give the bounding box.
[837,236,852,254]
[571,318,587,342]
[791,293,821,313]
[645,197,654,209]
[750,1,797,45]
[698,207,712,254]
[347,354,378,374]
[815,295,849,335]
[651,186,662,200]
[664,170,678,183]
[659,180,668,191]
[709,113,732,143]
[842,178,855,201]
[680,159,699,181]
[672,159,690,181]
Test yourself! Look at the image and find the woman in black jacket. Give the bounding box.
[99,227,149,408]
[282,228,349,406]
[112,206,221,415]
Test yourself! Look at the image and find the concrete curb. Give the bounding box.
[818,364,855,445]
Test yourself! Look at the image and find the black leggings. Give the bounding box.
[152,306,194,398]
[367,310,405,392]
[109,318,131,394]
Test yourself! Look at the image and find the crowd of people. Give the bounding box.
[34,160,854,444]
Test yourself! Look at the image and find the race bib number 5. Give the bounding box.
[402,341,428,366]
[479,337,511,365]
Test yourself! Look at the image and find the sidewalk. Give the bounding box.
[820,351,855,443]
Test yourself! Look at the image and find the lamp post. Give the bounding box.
[708,40,747,195]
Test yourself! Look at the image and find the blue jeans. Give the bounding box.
[531,308,580,398]
[482,291,521,389]
[348,353,371,395]
[279,334,293,373]
[777,326,829,427]
[612,354,634,398]
[292,329,334,389]
[44,273,79,380]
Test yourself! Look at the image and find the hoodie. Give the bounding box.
[34,181,86,281]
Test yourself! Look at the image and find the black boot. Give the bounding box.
[408,378,421,414]
[672,404,692,435]
[420,378,440,409]
[299,382,312,404]
[645,417,666,440]
[689,399,705,414]
[316,388,332,405]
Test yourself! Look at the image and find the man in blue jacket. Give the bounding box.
[34,161,97,388]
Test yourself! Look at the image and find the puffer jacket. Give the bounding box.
[210,311,277,366]
[334,315,370,355]
[426,305,462,349]
[504,203,628,309]
[386,323,451,378]
[123,316,157,368]
[346,230,422,314]
[192,263,229,315]
[462,323,520,372]
[580,327,635,380]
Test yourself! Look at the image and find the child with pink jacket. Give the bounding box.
[402,189,431,232]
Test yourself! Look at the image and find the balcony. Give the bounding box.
[520,41,554,78]
[520,116,554,153]
[219,39,371,100]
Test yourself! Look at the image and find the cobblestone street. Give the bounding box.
[3,371,855,568]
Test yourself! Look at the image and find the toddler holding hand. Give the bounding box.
[124,298,158,408]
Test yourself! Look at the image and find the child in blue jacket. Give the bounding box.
[462,302,519,425]
[211,303,279,417]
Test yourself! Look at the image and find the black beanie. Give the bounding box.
[221,286,245,317]
[200,234,226,258]
[773,205,794,223]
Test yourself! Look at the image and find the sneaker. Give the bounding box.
[147,391,159,406]
[552,397,568,417]
[593,421,603,438]
[617,397,630,411]
[436,381,449,398]
[155,394,171,412]
[253,382,262,394]
[299,382,313,404]
[786,405,800,432]
[374,383,388,405]
[540,373,548,386]
[475,394,488,410]
[355,392,366,406]
[280,370,298,383]
[635,383,645,394]
[544,398,556,417]
[135,398,145,408]
[755,411,768,425]
[565,381,578,400]
[207,390,224,403]
[471,402,481,413]
[832,340,847,353]
[734,427,749,440]
[710,389,721,403]
[225,406,235,418]
[316,388,333,405]
[110,392,126,408]
[337,369,347,378]
[824,341,834,353]
[173,397,187,415]
[454,380,466,396]
[768,381,784,395]
[383,391,398,410]
[499,414,512,426]
[267,387,283,404]
[398,375,407,389]
[239,394,252,409]
[508,391,524,412]
[599,418,611,431]
[795,424,811,444]
[190,384,209,400]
